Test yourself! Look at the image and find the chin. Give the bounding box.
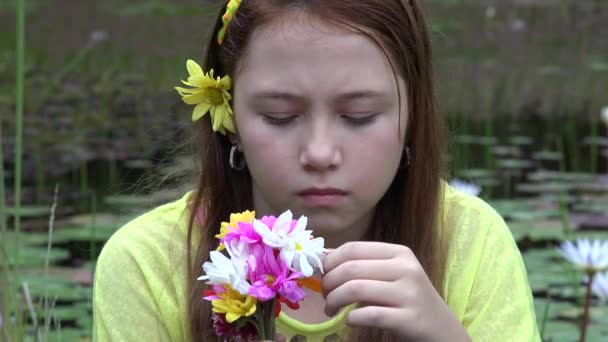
[300,211,354,236]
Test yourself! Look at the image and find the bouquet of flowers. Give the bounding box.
[199,209,327,341]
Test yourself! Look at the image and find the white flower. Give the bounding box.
[591,271,608,302]
[485,6,496,19]
[557,239,608,272]
[449,179,481,196]
[198,241,251,295]
[253,210,327,277]
[601,106,608,126]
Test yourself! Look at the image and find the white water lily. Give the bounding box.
[450,179,482,196]
[198,241,251,295]
[601,106,608,126]
[253,210,327,277]
[591,271,608,302]
[557,239,608,272]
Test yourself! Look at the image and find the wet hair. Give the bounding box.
[185,0,448,340]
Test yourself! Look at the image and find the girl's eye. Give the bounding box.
[342,113,379,126]
[261,114,298,126]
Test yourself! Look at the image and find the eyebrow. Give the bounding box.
[250,91,303,101]
[250,90,388,102]
[335,90,388,102]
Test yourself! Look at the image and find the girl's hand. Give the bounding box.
[322,241,471,341]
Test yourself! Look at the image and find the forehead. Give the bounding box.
[235,13,399,95]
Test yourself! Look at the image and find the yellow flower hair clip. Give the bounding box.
[174,59,236,135]
[217,0,243,45]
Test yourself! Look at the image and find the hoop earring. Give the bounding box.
[229,145,246,171]
[404,146,411,168]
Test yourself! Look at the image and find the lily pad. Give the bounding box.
[57,213,131,228]
[457,168,495,179]
[516,182,575,194]
[53,225,121,242]
[18,275,91,302]
[583,136,608,147]
[497,158,533,169]
[3,231,74,246]
[527,171,597,183]
[510,209,562,222]
[492,145,522,157]
[2,245,70,268]
[452,135,497,145]
[35,304,90,321]
[509,136,533,145]
[4,205,51,218]
[21,266,93,286]
[103,190,180,209]
[510,220,568,241]
[25,328,89,342]
[488,198,541,217]
[532,151,562,161]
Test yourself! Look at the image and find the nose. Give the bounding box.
[299,121,342,171]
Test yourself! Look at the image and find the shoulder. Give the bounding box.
[94,190,198,291]
[98,191,195,263]
[92,191,196,341]
[441,182,513,250]
[440,181,521,306]
[441,183,539,341]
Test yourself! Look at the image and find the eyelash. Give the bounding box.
[261,114,379,126]
[262,115,297,126]
[343,114,379,126]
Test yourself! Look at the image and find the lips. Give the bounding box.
[297,188,348,207]
[297,188,348,196]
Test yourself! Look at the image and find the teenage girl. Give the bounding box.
[92,1,540,341]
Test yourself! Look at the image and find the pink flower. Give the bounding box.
[259,215,298,233]
[219,215,298,249]
[247,244,305,304]
[221,221,262,247]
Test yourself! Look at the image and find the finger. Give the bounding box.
[323,241,409,273]
[322,259,401,296]
[346,306,404,331]
[324,279,397,317]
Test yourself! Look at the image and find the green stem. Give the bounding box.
[539,293,551,341]
[559,193,571,239]
[269,298,276,339]
[580,272,595,342]
[90,191,97,270]
[14,0,26,339]
[0,112,15,341]
[44,185,59,335]
[35,143,44,201]
[257,304,266,340]
[80,161,88,211]
[483,117,494,199]
[567,114,580,171]
[589,118,598,174]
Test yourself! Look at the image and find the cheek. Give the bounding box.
[238,123,294,185]
[346,125,404,195]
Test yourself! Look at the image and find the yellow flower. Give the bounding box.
[212,285,257,323]
[174,59,235,134]
[216,210,256,251]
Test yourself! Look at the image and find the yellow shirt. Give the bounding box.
[92,185,540,341]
